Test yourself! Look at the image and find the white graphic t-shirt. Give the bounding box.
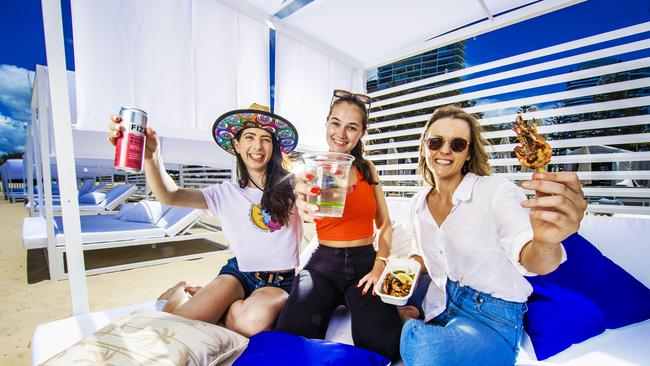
[201,181,302,272]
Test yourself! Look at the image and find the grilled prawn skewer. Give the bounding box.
[511,115,552,172]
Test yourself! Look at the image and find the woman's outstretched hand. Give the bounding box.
[521,171,587,245]
[108,114,159,160]
[294,171,321,223]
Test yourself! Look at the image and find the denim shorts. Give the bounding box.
[218,257,295,297]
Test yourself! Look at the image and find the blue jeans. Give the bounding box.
[400,280,526,366]
[275,244,402,361]
[218,257,295,297]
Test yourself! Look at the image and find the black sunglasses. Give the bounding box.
[331,89,372,109]
[425,136,469,153]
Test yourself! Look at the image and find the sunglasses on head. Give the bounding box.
[331,89,372,109]
[425,136,469,153]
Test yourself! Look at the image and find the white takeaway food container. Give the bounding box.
[375,258,421,306]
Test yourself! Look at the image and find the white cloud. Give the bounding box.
[0,64,34,121]
[0,65,32,155]
[0,113,27,156]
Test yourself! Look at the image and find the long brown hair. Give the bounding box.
[234,129,296,226]
[418,105,491,187]
[327,97,378,185]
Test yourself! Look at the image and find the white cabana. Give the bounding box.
[39,0,588,322]
[0,159,27,202]
[35,2,650,365]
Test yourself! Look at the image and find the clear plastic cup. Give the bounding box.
[302,152,355,218]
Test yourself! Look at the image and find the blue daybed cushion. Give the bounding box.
[525,233,650,360]
[88,182,106,193]
[103,184,134,203]
[118,200,171,224]
[233,331,389,366]
[114,203,136,219]
[78,191,106,204]
[78,179,95,195]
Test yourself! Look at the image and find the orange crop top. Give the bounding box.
[316,168,377,241]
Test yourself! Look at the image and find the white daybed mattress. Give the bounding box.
[22,215,164,249]
[30,300,650,366]
[30,200,650,365]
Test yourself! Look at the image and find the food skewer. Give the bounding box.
[511,115,552,173]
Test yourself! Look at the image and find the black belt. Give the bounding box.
[253,270,295,283]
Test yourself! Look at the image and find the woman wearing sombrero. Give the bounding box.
[108,104,302,337]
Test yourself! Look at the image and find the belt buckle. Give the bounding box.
[255,272,285,284]
[255,272,274,283]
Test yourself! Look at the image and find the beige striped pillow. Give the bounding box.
[40,310,248,366]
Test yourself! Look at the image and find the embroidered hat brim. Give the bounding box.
[211,108,299,155]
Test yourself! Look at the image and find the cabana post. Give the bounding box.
[41,0,88,315]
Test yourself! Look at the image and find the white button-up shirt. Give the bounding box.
[409,173,565,322]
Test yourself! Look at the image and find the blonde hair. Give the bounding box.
[418,105,491,187]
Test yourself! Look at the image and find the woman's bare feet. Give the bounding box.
[186,286,203,296]
[158,281,198,313]
[398,305,420,322]
[158,281,191,301]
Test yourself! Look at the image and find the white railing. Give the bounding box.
[179,165,232,189]
[366,22,650,215]
[122,165,232,199]
[97,175,114,187]
[124,173,148,200]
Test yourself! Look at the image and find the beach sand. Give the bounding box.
[0,198,234,365]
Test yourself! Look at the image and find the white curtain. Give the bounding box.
[159,137,233,167]
[71,0,269,144]
[274,33,363,151]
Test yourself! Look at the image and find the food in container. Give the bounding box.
[375,258,421,306]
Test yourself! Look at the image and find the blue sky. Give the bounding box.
[0,0,648,156]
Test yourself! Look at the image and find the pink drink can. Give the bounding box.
[114,107,147,173]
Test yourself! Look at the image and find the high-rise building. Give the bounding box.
[366,43,466,93]
[563,58,620,108]
[564,58,649,108]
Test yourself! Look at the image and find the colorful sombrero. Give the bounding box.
[211,103,299,155]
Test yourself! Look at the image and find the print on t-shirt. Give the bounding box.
[249,204,281,232]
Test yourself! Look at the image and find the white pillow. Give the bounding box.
[119,200,171,224]
[40,310,248,366]
[389,221,414,259]
[78,191,106,204]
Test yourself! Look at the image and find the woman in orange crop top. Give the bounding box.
[276,90,402,361]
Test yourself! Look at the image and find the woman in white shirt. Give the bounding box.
[399,106,587,366]
[108,104,303,337]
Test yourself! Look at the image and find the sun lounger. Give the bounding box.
[5,187,28,203]
[22,206,227,280]
[26,183,136,215]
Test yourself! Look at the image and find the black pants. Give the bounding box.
[275,244,402,361]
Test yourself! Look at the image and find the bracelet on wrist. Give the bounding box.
[375,256,388,265]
